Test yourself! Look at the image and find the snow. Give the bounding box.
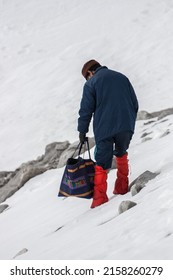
[0,0,173,261]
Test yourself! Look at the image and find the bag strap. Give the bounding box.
[71,138,92,159]
[78,138,91,159]
[71,142,81,158]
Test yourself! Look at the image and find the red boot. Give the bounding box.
[113,153,129,195]
[90,166,108,208]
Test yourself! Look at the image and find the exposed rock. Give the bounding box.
[130,184,144,196]
[118,200,137,214]
[137,111,154,120]
[141,132,152,138]
[157,108,173,120]
[137,107,173,121]
[42,141,70,168]
[141,137,152,143]
[129,170,159,196]
[0,171,15,188]
[144,120,156,125]
[0,139,95,203]
[158,118,168,123]
[0,204,9,214]
[0,141,70,203]
[160,129,170,138]
[13,248,28,259]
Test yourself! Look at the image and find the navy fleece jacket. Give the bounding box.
[78,66,138,142]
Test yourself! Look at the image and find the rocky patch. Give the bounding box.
[0,204,9,214]
[137,107,173,121]
[129,170,159,196]
[0,138,95,204]
[118,200,137,214]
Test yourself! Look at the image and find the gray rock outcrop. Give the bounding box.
[0,138,95,204]
[137,107,173,120]
[0,171,15,188]
[0,204,9,214]
[129,170,159,196]
[118,200,137,214]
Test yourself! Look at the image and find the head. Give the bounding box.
[81,59,101,80]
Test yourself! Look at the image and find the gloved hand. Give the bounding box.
[79,132,87,144]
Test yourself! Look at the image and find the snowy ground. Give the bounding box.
[0,0,173,260]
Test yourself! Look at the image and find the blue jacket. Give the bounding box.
[78,66,138,142]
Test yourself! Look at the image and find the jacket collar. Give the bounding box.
[85,66,108,84]
[95,66,108,74]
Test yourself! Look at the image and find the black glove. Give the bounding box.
[79,132,87,144]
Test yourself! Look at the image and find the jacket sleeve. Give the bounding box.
[77,83,96,134]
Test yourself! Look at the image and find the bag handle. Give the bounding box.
[71,142,81,158]
[78,138,91,159]
[72,138,91,159]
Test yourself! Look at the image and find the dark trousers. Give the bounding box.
[94,131,133,170]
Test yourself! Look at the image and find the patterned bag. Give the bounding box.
[58,139,95,199]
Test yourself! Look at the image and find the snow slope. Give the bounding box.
[0,0,173,260]
[1,0,173,170]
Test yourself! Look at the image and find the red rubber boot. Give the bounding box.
[113,153,129,195]
[90,166,108,208]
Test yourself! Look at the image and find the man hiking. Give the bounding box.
[78,59,139,208]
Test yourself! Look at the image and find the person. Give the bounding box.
[78,59,139,208]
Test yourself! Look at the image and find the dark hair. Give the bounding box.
[81,59,101,79]
[88,63,101,72]
[85,63,101,80]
